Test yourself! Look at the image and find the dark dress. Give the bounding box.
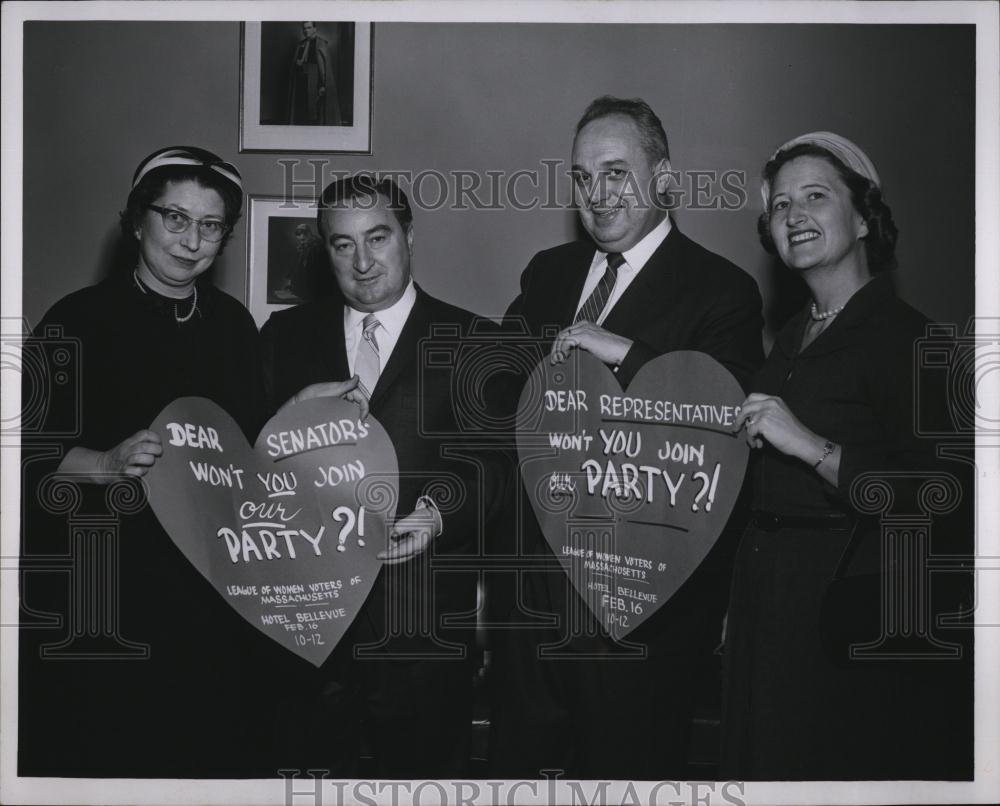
[720,275,973,780]
[18,272,279,778]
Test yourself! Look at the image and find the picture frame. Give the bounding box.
[240,21,373,153]
[245,196,335,328]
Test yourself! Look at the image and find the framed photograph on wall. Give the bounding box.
[240,21,373,152]
[245,196,336,328]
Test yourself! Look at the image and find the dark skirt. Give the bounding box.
[721,524,972,780]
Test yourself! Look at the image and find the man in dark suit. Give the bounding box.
[488,96,764,779]
[260,175,484,778]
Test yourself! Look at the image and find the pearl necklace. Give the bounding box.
[810,301,845,321]
[133,270,198,323]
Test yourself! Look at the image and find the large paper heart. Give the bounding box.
[516,351,749,640]
[145,396,398,666]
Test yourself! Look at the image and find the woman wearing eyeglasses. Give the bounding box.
[19,147,273,777]
[46,146,258,480]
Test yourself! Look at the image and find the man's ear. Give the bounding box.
[654,159,673,197]
[406,225,414,254]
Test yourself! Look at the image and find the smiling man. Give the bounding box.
[511,96,764,385]
[260,175,485,778]
[490,96,765,779]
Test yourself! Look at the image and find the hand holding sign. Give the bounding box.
[279,375,370,421]
[550,321,633,367]
[144,396,399,666]
[736,392,819,457]
[379,505,439,565]
[516,351,749,640]
[103,429,164,477]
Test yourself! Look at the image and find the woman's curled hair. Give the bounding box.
[758,143,898,271]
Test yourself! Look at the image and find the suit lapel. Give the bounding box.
[368,288,430,409]
[559,258,591,326]
[319,297,351,380]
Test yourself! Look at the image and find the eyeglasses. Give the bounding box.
[146,204,229,242]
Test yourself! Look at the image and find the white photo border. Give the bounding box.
[2,2,998,806]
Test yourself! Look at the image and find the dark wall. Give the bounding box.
[23,22,975,339]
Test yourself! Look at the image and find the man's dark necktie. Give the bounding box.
[574,252,625,324]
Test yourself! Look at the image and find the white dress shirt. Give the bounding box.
[343,279,417,376]
[573,216,672,324]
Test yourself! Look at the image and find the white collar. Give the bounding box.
[343,279,417,339]
[617,215,672,271]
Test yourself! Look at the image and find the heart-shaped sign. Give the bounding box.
[516,351,748,640]
[145,396,398,666]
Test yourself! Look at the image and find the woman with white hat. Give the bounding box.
[19,146,273,777]
[721,133,970,779]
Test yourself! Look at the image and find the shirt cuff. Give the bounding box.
[415,495,443,537]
